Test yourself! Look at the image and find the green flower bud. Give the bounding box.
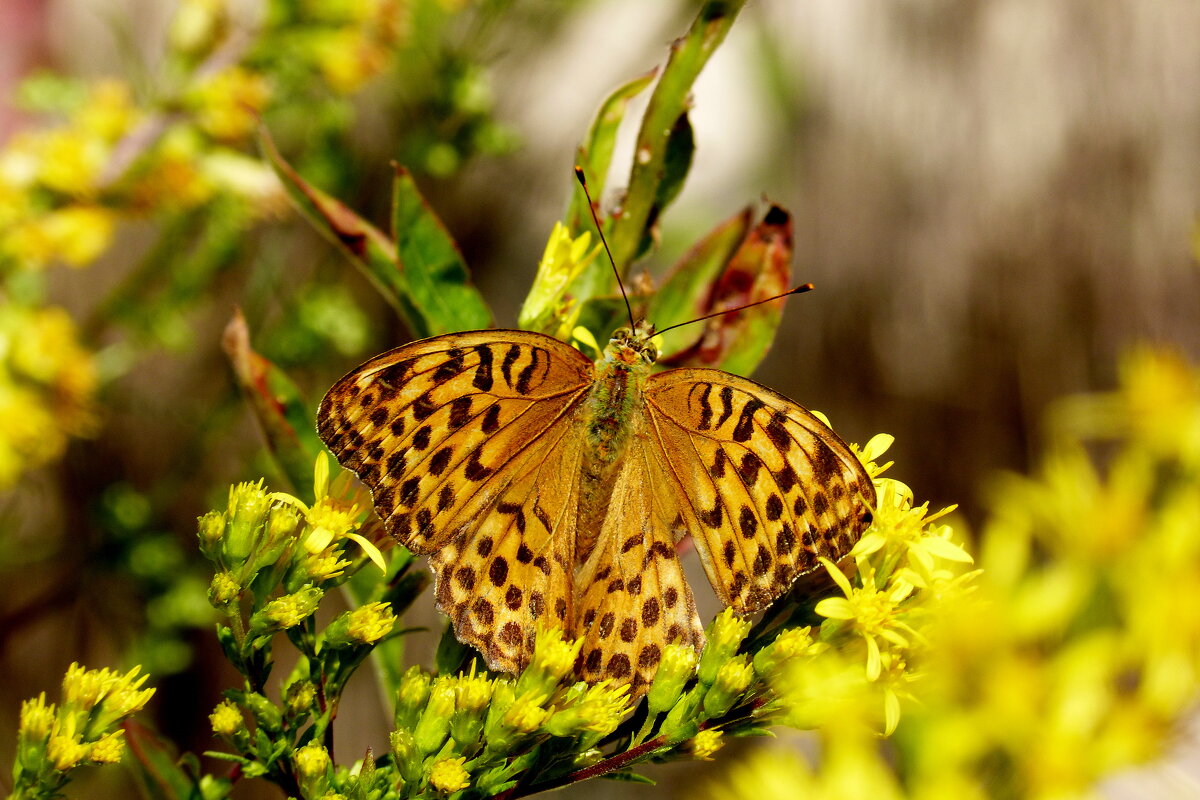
[753,626,823,678]
[450,672,492,751]
[293,742,330,798]
[515,626,581,698]
[389,728,421,785]
[697,609,751,685]
[702,656,755,718]
[240,692,282,733]
[18,693,55,742]
[394,666,431,731]
[413,681,456,756]
[284,681,316,717]
[208,571,240,608]
[197,511,226,561]
[647,643,698,715]
[223,479,270,563]
[323,602,395,649]
[249,585,323,637]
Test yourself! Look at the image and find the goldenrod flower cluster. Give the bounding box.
[707,347,1200,799]
[0,305,99,488]
[11,664,156,799]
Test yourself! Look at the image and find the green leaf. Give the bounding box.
[124,721,207,800]
[648,206,754,357]
[657,204,795,376]
[601,770,657,785]
[634,111,694,262]
[390,165,494,334]
[221,310,322,492]
[607,0,748,273]
[261,131,492,338]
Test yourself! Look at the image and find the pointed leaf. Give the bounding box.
[607,0,747,273]
[390,165,493,334]
[262,131,491,337]
[222,310,322,491]
[123,721,209,800]
[649,206,753,356]
[658,205,794,376]
[566,68,657,237]
[634,111,694,261]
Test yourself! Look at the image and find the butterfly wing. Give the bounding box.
[574,421,704,695]
[642,368,875,613]
[318,330,593,672]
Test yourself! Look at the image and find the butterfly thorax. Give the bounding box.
[575,322,658,559]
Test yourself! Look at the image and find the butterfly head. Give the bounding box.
[605,319,659,367]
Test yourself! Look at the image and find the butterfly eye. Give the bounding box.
[642,344,658,362]
[612,327,631,341]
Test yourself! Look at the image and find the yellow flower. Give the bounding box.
[189,67,270,141]
[209,700,243,736]
[688,728,724,760]
[88,730,125,764]
[294,742,331,778]
[815,559,918,682]
[18,693,56,741]
[428,756,471,794]
[517,221,600,339]
[47,732,90,772]
[273,453,386,573]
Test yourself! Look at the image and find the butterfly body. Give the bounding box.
[319,324,874,694]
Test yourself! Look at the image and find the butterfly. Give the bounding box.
[317,315,876,695]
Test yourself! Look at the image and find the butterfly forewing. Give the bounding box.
[319,331,593,555]
[644,368,875,613]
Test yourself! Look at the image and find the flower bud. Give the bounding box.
[389,728,421,785]
[249,585,323,637]
[323,602,395,649]
[19,694,56,742]
[647,644,698,715]
[685,728,724,760]
[208,571,240,608]
[293,741,330,798]
[413,681,455,756]
[702,656,755,718]
[89,730,125,764]
[224,480,270,563]
[284,680,316,717]
[197,511,226,561]
[697,609,751,685]
[515,626,581,698]
[394,666,432,731]
[239,692,282,734]
[450,672,492,750]
[753,626,823,678]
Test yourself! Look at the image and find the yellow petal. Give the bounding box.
[347,532,387,572]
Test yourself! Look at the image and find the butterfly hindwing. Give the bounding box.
[644,368,875,613]
[430,421,585,673]
[574,426,704,694]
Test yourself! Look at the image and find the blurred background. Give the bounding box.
[1,0,1198,797]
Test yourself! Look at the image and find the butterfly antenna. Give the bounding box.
[654,283,816,337]
[575,166,636,330]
